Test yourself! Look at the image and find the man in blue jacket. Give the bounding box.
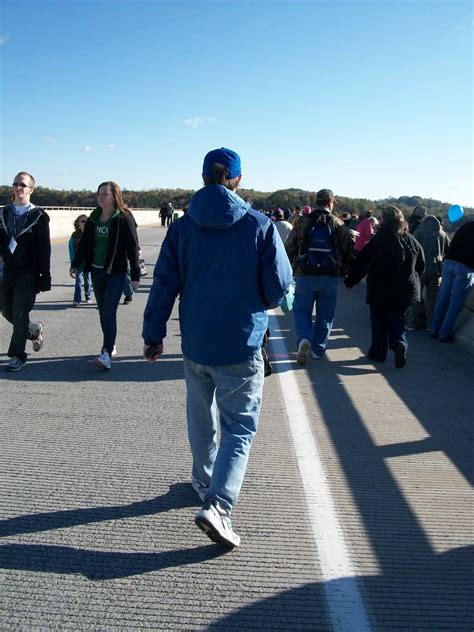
[142,147,292,548]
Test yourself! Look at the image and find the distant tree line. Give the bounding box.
[0,185,471,224]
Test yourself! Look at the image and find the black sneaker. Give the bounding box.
[123,296,133,305]
[7,357,26,372]
[394,343,406,368]
[195,501,240,548]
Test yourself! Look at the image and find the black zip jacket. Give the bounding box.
[0,204,51,291]
[345,229,425,308]
[71,209,141,282]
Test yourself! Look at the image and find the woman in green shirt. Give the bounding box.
[70,181,141,369]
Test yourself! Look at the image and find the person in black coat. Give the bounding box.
[345,205,425,368]
[70,181,140,370]
[0,172,51,372]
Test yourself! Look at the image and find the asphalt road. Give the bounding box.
[1,224,473,630]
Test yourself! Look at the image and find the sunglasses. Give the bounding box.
[13,182,30,188]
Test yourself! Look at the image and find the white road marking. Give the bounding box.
[269,314,372,631]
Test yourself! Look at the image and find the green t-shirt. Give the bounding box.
[92,210,120,267]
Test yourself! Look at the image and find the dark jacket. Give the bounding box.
[72,208,141,282]
[445,221,474,270]
[285,208,354,277]
[413,216,450,276]
[0,204,51,291]
[345,229,425,308]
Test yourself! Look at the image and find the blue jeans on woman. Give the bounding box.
[90,269,126,354]
[73,266,91,303]
[430,260,474,341]
[368,304,408,362]
[293,275,338,357]
[183,350,264,515]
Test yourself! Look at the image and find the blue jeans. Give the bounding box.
[73,266,91,303]
[183,350,265,514]
[90,269,126,354]
[430,260,474,340]
[368,304,407,362]
[293,275,338,357]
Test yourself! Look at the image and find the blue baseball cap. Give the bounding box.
[202,147,241,179]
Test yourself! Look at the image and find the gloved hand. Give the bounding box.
[37,274,52,292]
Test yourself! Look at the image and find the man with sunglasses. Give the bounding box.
[0,172,51,371]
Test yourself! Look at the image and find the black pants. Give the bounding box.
[368,304,408,362]
[1,273,37,361]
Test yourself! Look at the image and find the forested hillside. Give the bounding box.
[0,185,471,221]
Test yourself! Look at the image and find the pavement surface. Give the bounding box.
[0,225,473,631]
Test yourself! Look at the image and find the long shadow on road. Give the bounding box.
[0,354,184,382]
[269,287,473,629]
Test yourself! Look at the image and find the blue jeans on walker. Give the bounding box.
[293,275,338,357]
[183,350,265,514]
[90,269,126,354]
[368,305,407,361]
[430,259,474,340]
[73,267,91,303]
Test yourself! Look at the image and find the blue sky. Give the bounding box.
[1,0,472,206]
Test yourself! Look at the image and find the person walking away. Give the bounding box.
[142,147,292,548]
[285,188,354,363]
[69,214,92,307]
[408,205,427,234]
[354,215,378,255]
[0,172,51,371]
[70,181,141,370]
[406,215,450,330]
[273,208,293,244]
[159,205,167,227]
[430,219,474,342]
[344,206,425,368]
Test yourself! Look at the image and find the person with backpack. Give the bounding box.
[285,189,354,363]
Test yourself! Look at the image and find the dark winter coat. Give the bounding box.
[71,208,141,282]
[0,204,51,291]
[345,228,425,309]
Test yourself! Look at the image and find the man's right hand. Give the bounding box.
[143,344,163,362]
[69,268,76,279]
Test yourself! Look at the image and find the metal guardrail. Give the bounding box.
[41,207,157,212]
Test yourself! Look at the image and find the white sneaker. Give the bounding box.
[94,350,111,370]
[30,322,44,352]
[296,338,310,364]
[195,502,240,548]
[191,477,209,503]
[111,345,117,357]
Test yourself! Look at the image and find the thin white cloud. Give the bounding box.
[107,144,116,150]
[55,170,69,176]
[0,35,9,45]
[41,136,57,144]
[184,116,216,129]
[81,145,93,152]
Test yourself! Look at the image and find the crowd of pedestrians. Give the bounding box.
[1,156,473,549]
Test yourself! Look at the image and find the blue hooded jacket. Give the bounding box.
[143,185,292,365]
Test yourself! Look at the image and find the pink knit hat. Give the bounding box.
[302,205,312,214]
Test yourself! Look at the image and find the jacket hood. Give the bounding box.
[416,215,441,233]
[188,185,250,230]
[90,207,120,222]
